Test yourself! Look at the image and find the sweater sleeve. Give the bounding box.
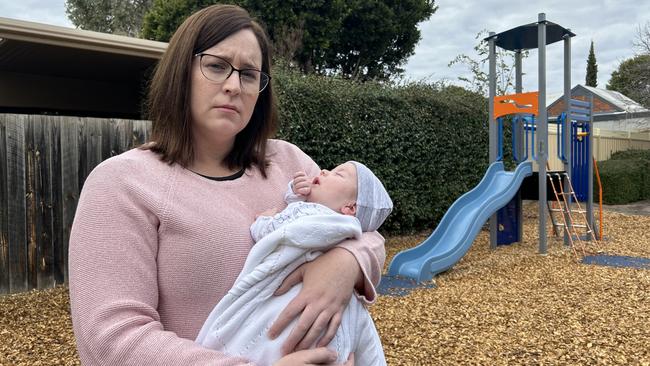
[285,142,386,304]
[335,231,386,304]
[68,158,253,366]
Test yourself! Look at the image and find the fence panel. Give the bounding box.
[60,117,80,286]
[0,114,151,294]
[25,116,37,290]
[5,114,28,293]
[0,119,8,294]
[51,117,65,286]
[33,118,56,289]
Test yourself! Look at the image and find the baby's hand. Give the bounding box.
[292,171,312,197]
[257,208,278,218]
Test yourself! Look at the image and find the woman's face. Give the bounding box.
[190,28,263,150]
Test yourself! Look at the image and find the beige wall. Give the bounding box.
[528,127,650,171]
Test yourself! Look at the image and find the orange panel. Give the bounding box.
[494,91,539,119]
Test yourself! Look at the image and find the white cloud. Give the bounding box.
[405,0,650,93]
[1,0,648,95]
[0,0,73,27]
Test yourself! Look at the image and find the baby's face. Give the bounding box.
[307,162,358,214]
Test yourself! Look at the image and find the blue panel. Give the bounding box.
[497,195,520,245]
[571,122,589,201]
[571,114,590,122]
[569,107,590,115]
[583,255,650,270]
[377,275,436,297]
[387,161,533,283]
[570,99,590,108]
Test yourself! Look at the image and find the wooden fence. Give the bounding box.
[0,114,150,294]
[1,113,649,295]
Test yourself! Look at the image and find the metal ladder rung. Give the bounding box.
[547,171,602,258]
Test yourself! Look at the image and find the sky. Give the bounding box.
[1,0,648,95]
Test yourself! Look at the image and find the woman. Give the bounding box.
[68,4,385,365]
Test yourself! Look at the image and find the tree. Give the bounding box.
[448,30,528,96]
[140,0,209,42]
[607,54,650,108]
[141,0,437,81]
[633,21,650,55]
[326,0,436,81]
[65,0,153,37]
[585,40,598,87]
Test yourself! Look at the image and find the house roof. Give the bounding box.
[0,17,167,118]
[580,85,648,113]
[546,84,650,132]
[547,84,650,113]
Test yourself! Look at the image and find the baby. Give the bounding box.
[251,161,393,241]
[197,161,392,366]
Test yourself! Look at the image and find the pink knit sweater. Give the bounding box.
[68,139,385,365]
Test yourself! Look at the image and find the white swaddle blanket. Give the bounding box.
[195,214,386,365]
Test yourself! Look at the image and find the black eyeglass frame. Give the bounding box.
[194,52,271,93]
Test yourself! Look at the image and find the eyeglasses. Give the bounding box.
[194,53,271,94]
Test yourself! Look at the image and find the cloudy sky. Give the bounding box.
[1,0,648,95]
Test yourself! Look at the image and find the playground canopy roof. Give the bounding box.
[486,20,575,51]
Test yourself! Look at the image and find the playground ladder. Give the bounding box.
[545,162,562,238]
[546,199,562,237]
[547,172,602,260]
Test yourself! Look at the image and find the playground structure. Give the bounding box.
[387,14,600,283]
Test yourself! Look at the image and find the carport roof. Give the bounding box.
[0,17,166,84]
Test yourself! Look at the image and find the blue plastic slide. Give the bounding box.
[387,161,533,283]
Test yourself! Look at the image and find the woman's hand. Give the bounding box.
[273,348,354,366]
[268,248,362,355]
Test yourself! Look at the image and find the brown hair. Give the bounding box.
[144,4,276,177]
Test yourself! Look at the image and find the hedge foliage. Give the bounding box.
[273,70,489,233]
[597,149,650,204]
[609,149,650,161]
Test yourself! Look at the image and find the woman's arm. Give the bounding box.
[68,158,253,366]
[334,231,386,302]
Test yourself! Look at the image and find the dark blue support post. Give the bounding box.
[488,32,498,250]
[497,117,504,161]
[515,50,524,244]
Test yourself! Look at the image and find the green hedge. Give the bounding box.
[609,149,650,161]
[273,70,489,234]
[597,156,650,204]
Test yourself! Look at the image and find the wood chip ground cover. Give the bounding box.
[1,202,649,365]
